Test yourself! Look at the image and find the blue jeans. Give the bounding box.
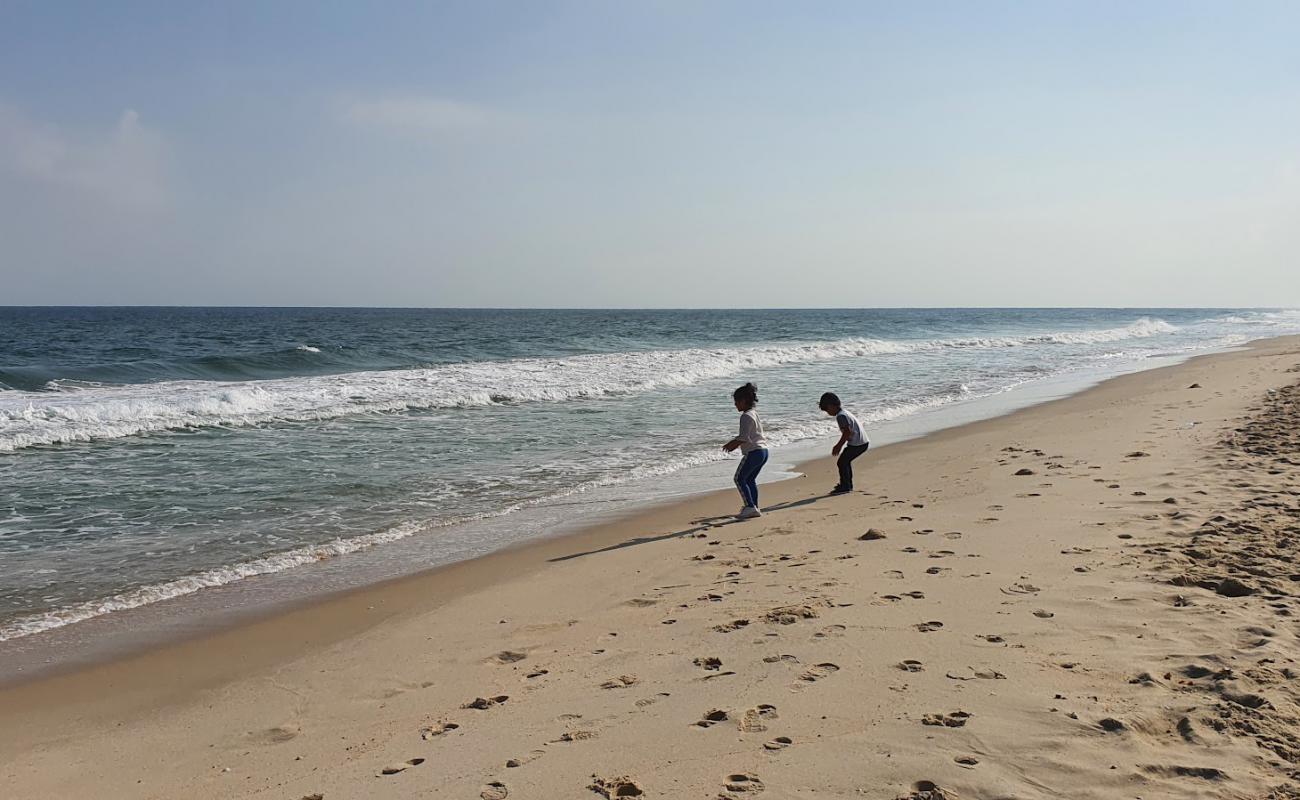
[734,448,769,508]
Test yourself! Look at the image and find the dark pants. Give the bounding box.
[734,448,769,508]
[836,443,869,489]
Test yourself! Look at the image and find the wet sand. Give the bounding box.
[3,335,1299,799]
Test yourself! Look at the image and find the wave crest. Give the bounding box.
[0,319,1177,451]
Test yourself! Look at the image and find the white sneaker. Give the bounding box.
[737,506,762,520]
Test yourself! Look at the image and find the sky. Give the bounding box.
[1,1,1298,308]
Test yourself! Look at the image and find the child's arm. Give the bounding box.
[722,436,745,452]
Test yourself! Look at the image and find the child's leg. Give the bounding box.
[734,449,768,507]
[836,451,852,488]
[734,455,755,506]
[837,443,869,488]
[747,449,769,506]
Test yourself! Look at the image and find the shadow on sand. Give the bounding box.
[546,493,836,563]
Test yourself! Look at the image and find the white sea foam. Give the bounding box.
[0,515,489,641]
[0,319,1180,451]
[1205,309,1300,326]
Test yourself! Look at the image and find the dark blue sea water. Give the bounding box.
[2,307,1298,640]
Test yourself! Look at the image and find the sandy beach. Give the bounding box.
[3,335,1299,800]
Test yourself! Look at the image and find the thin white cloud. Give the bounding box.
[337,93,498,135]
[0,101,170,214]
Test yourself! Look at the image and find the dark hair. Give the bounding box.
[733,382,758,406]
[819,392,841,411]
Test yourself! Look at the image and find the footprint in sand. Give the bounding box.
[925,566,948,575]
[763,736,793,751]
[762,654,799,664]
[900,780,956,800]
[635,692,672,708]
[793,663,839,688]
[723,773,765,794]
[945,667,1005,681]
[943,532,963,540]
[954,756,979,768]
[695,709,730,728]
[463,695,510,709]
[600,675,639,689]
[505,750,545,768]
[898,659,925,672]
[493,650,527,664]
[419,721,460,739]
[763,604,822,624]
[738,704,779,732]
[480,781,509,799]
[914,621,944,632]
[978,634,1005,644]
[714,619,751,633]
[589,776,645,798]
[379,757,425,776]
[695,656,723,671]
[813,624,846,638]
[1140,764,1226,780]
[921,711,972,728]
[1032,609,1055,618]
[1000,583,1041,595]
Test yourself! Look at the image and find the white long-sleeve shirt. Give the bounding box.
[738,409,768,454]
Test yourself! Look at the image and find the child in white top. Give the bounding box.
[722,382,768,519]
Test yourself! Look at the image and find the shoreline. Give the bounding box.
[5,334,1300,799]
[0,341,1234,687]
[0,338,1278,695]
[0,343,1227,686]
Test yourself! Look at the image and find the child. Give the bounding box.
[722,382,768,519]
[819,392,869,494]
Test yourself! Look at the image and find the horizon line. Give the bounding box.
[1,304,1291,312]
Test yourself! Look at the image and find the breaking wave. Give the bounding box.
[0,318,1178,451]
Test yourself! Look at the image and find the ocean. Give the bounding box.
[3,307,1299,647]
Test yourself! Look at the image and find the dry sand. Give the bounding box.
[3,336,1300,800]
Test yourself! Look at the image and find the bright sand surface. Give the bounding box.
[3,336,1300,800]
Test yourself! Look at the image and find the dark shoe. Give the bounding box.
[829,485,851,495]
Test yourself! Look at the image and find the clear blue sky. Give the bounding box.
[2,1,1297,307]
